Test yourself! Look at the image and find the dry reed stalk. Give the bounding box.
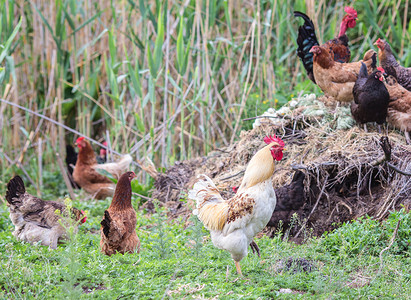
[37,137,43,196]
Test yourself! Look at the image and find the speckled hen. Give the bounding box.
[5,175,86,249]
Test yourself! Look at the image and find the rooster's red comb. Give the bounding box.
[264,135,285,147]
[344,6,357,17]
[377,67,385,73]
[76,136,85,143]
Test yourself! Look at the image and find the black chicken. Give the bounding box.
[267,170,306,229]
[65,145,79,189]
[350,63,390,132]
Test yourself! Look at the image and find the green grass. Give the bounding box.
[1,194,410,299]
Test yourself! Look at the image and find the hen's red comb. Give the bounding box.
[344,6,357,17]
[264,135,285,147]
[76,136,85,143]
[376,38,382,43]
[377,67,385,73]
[102,141,108,146]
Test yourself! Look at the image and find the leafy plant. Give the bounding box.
[320,210,411,259]
[320,216,384,257]
[146,202,172,259]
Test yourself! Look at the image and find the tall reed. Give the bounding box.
[0,0,409,187]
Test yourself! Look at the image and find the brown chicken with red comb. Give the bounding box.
[100,171,140,256]
[73,137,132,199]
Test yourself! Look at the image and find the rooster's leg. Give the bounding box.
[363,124,368,133]
[405,132,411,145]
[234,261,243,276]
[377,124,382,134]
[250,240,261,258]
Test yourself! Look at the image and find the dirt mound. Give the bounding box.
[146,94,411,239]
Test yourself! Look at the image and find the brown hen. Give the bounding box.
[310,46,376,103]
[100,171,140,256]
[384,75,411,144]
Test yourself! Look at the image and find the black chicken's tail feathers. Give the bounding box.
[371,52,377,71]
[359,62,368,78]
[292,170,306,183]
[6,175,26,205]
[294,11,319,83]
[101,210,111,238]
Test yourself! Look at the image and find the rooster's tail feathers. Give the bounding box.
[294,11,319,83]
[189,175,228,231]
[6,175,26,205]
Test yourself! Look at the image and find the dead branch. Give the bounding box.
[369,136,411,176]
[387,163,411,176]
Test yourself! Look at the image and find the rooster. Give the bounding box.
[350,64,390,132]
[189,135,285,276]
[384,75,411,144]
[294,7,358,83]
[100,171,140,256]
[5,175,87,249]
[310,46,376,103]
[73,137,132,199]
[375,38,411,91]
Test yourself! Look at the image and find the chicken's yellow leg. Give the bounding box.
[234,261,242,276]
